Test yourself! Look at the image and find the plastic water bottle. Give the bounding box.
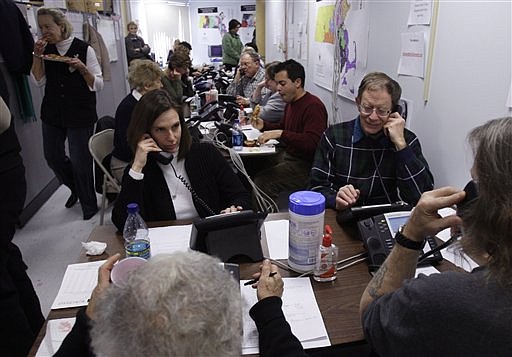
[193,91,201,112]
[288,191,325,272]
[123,203,150,259]
[232,118,243,151]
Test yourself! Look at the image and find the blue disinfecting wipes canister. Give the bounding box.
[288,191,325,272]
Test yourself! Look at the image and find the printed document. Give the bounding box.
[241,277,330,354]
[51,260,105,309]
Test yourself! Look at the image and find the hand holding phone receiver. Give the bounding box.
[148,151,173,165]
[456,180,479,217]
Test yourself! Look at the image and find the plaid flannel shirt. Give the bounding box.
[309,118,434,209]
[226,66,268,100]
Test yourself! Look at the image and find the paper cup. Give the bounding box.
[111,256,147,287]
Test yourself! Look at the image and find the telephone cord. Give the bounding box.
[210,130,279,214]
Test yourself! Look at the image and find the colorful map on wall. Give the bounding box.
[315,5,335,44]
[313,0,369,100]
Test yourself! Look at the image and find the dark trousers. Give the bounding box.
[253,152,311,203]
[42,122,97,215]
[0,165,44,356]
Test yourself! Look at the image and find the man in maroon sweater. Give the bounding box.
[252,59,328,203]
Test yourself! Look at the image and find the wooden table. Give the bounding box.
[28,209,456,356]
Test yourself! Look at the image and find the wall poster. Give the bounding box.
[313,0,369,100]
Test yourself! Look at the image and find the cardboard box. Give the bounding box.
[66,0,86,12]
[85,0,104,13]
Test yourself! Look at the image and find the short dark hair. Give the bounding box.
[228,19,241,31]
[356,72,402,108]
[275,59,305,88]
[244,41,258,53]
[127,89,192,160]
[179,41,192,51]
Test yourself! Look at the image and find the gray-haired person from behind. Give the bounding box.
[91,252,242,356]
[54,252,311,355]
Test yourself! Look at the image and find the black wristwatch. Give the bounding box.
[395,229,426,251]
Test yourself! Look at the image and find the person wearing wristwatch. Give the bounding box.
[31,7,103,220]
[360,117,512,356]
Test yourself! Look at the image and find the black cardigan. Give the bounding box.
[112,142,251,230]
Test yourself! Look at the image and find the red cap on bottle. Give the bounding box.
[322,225,332,247]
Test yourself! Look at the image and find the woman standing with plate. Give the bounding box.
[31,7,103,220]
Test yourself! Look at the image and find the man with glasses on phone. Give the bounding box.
[226,50,267,107]
[309,72,433,211]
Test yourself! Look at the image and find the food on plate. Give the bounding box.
[42,53,73,62]
[244,139,258,147]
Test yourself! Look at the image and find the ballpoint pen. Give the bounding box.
[244,271,277,286]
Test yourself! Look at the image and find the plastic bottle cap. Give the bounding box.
[322,234,332,247]
[127,203,139,214]
[289,191,325,215]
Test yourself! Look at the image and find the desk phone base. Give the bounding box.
[358,213,443,271]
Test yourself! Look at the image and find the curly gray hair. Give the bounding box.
[90,252,242,356]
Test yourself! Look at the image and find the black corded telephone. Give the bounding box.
[214,122,247,148]
[190,210,267,262]
[357,211,443,271]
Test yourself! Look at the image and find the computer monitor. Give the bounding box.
[208,45,223,58]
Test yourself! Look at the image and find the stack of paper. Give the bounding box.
[241,277,330,354]
[148,225,192,256]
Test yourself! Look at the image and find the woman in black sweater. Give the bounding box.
[112,89,251,230]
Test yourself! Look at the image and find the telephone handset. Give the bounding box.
[147,151,173,165]
[357,211,443,271]
[457,180,478,217]
[393,104,403,116]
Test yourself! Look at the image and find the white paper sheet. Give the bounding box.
[35,317,76,356]
[398,31,426,78]
[264,220,289,259]
[415,265,439,277]
[436,207,479,272]
[51,260,105,309]
[241,277,330,354]
[149,225,192,256]
[407,0,432,25]
[441,247,479,272]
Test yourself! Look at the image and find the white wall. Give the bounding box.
[265,0,511,190]
[189,0,256,66]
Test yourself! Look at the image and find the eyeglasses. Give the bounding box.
[358,104,391,119]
